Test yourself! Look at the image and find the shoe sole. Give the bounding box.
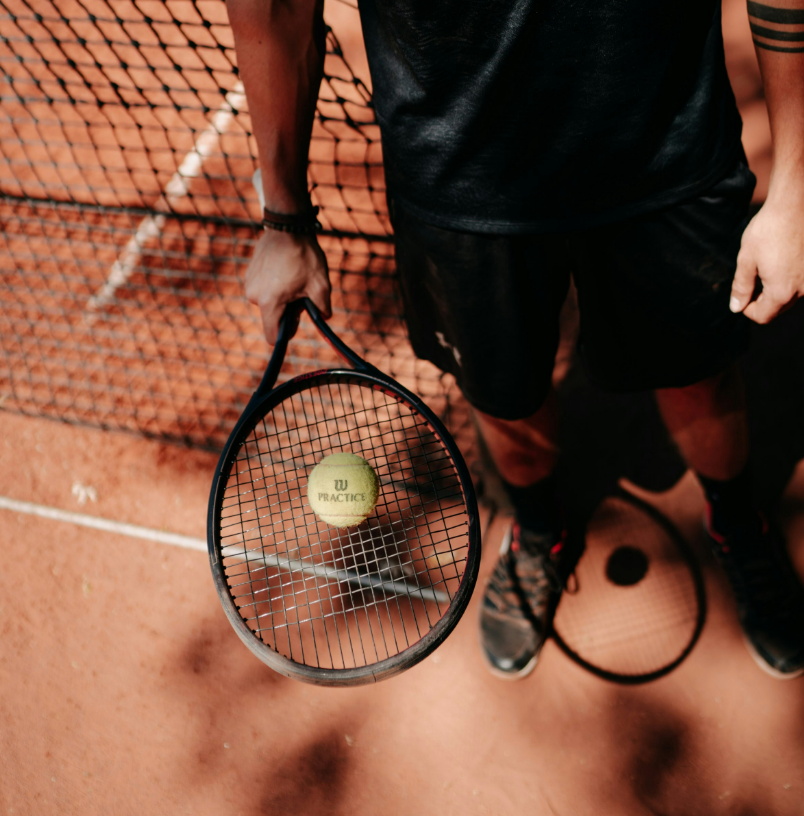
[741,634,804,680]
[482,649,540,681]
[478,523,542,681]
[703,519,804,681]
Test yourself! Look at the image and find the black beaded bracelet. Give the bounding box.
[262,205,321,235]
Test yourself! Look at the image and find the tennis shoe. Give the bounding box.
[479,521,569,679]
[706,508,804,679]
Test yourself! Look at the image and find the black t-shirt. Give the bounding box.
[357,0,744,232]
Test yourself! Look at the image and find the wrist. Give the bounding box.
[258,227,323,259]
[262,204,321,235]
[767,152,804,206]
[766,172,804,209]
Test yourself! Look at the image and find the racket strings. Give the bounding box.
[218,469,464,539]
[282,380,453,651]
[223,453,466,583]
[217,376,470,670]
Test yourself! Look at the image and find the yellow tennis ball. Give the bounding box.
[307,452,379,528]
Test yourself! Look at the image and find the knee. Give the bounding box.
[474,405,559,485]
[660,368,729,402]
[656,365,744,417]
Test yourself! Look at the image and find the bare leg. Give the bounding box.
[473,388,560,487]
[476,389,566,679]
[478,364,748,489]
[657,368,804,678]
[654,364,748,481]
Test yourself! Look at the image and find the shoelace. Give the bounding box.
[514,522,570,594]
[707,508,800,622]
[483,563,523,615]
[539,550,565,594]
[718,547,797,622]
[484,549,551,619]
[484,523,576,621]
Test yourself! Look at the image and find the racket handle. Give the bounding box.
[254,301,305,396]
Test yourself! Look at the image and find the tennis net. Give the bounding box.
[0,0,476,469]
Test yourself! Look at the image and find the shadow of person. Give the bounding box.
[495,291,804,686]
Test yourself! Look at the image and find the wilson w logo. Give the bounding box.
[334,479,348,491]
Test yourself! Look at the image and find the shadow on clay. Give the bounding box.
[254,727,352,816]
[613,693,766,816]
[179,612,287,690]
[166,611,363,816]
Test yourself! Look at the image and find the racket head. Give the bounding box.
[552,487,706,684]
[208,368,480,685]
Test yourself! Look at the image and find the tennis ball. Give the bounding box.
[307,452,379,528]
[425,550,458,570]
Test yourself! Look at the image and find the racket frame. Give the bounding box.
[207,300,480,685]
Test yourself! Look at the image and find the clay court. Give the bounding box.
[2,0,804,813]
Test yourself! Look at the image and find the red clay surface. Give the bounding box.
[1,410,804,815]
[3,0,804,813]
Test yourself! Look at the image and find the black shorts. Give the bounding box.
[391,155,756,420]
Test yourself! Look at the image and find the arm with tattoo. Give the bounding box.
[729,0,804,323]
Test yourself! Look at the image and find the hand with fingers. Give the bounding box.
[730,194,804,325]
[245,229,332,345]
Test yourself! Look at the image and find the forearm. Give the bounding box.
[748,0,804,197]
[728,1,804,322]
[227,0,326,213]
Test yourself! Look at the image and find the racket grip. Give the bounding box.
[254,301,305,396]
[303,296,327,327]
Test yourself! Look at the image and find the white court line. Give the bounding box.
[0,494,450,603]
[87,82,247,312]
[0,494,206,552]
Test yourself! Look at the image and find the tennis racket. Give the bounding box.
[207,298,480,685]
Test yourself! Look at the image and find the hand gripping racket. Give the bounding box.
[207,299,480,685]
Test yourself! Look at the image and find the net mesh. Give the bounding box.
[0,0,476,467]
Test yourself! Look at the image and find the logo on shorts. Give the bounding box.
[436,331,462,366]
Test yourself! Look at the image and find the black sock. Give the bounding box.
[501,473,562,540]
[697,467,756,535]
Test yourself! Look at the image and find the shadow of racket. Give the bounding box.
[552,486,706,684]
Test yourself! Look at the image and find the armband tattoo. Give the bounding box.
[748,0,804,53]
